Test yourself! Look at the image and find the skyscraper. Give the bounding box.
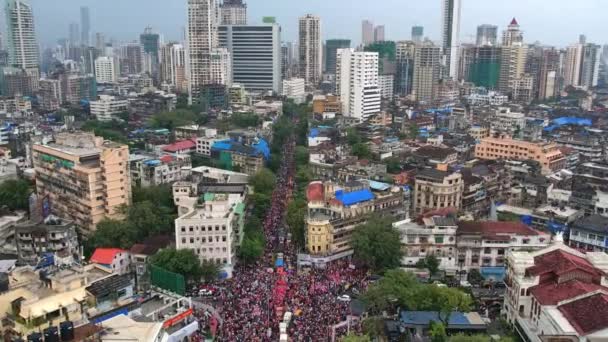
[325,39,350,74]
[95,33,106,53]
[121,43,144,75]
[538,48,560,100]
[476,24,498,46]
[413,42,441,103]
[411,26,424,43]
[361,20,374,46]
[396,40,416,95]
[160,43,188,93]
[502,18,523,46]
[5,0,39,72]
[298,14,322,88]
[580,43,601,88]
[69,22,80,46]
[441,0,461,79]
[374,25,385,42]
[80,6,90,46]
[336,48,381,122]
[188,0,221,102]
[564,43,583,87]
[220,0,246,25]
[467,46,502,89]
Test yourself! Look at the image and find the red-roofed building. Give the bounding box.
[90,248,131,275]
[504,239,608,342]
[456,221,550,272]
[306,181,325,202]
[162,139,196,154]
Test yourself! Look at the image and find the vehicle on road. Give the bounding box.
[337,295,351,302]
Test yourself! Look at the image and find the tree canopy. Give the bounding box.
[150,248,203,282]
[149,109,198,130]
[0,179,32,211]
[351,143,372,160]
[416,255,441,276]
[342,333,371,342]
[251,168,276,196]
[351,216,403,272]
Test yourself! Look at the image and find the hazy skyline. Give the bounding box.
[26,0,607,48]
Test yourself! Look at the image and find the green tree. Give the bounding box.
[295,146,310,167]
[413,285,473,326]
[430,321,447,342]
[150,248,203,282]
[251,193,271,220]
[362,269,419,314]
[239,237,265,264]
[346,127,363,146]
[342,333,371,342]
[149,109,198,130]
[230,112,260,128]
[361,317,386,339]
[286,198,307,248]
[351,216,403,272]
[125,201,175,238]
[0,179,32,211]
[200,260,221,283]
[408,123,420,139]
[132,185,175,209]
[351,143,372,160]
[89,219,138,250]
[467,269,484,285]
[385,157,402,174]
[416,255,441,276]
[251,168,276,195]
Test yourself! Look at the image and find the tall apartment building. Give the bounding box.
[336,49,381,122]
[502,18,524,46]
[39,79,62,111]
[140,27,161,67]
[413,168,464,215]
[325,39,350,74]
[68,22,80,47]
[580,43,601,89]
[499,45,528,95]
[467,46,501,89]
[32,132,131,232]
[396,40,416,96]
[160,43,188,93]
[441,0,461,79]
[411,26,424,43]
[538,48,560,100]
[564,43,584,87]
[412,42,441,103]
[94,56,117,84]
[80,6,90,46]
[361,20,374,46]
[188,0,220,102]
[475,137,566,175]
[298,14,322,88]
[219,0,246,25]
[476,24,498,46]
[121,43,144,75]
[208,47,232,87]
[90,95,129,121]
[5,0,39,74]
[282,78,306,104]
[373,25,385,42]
[218,23,281,93]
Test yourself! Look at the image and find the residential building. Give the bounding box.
[396,216,458,270]
[467,46,501,89]
[441,0,462,79]
[80,6,90,45]
[411,26,424,43]
[412,145,458,167]
[1,67,37,96]
[5,0,39,76]
[160,43,188,93]
[312,94,341,116]
[504,238,608,342]
[188,0,220,102]
[219,0,246,25]
[38,79,62,111]
[378,74,394,99]
[569,215,608,253]
[140,26,161,69]
[556,135,604,162]
[476,24,498,46]
[374,25,385,42]
[90,248,131,275]
[413,168,464,215]
[298,14,322,87]
[325,39,350,74]
[491,107,526,137]
[475,137,566,175]
[499,45,528,95]
[32,132,131,231]
[502,18,524,46]
[336,49,381,122]
[90,95,128,121]
[580,43,602,89]
[94,56,118,84]
[457,221,550,273]
[120,43,144,75]
[412,42,441,103]
[208,47,232,87]
[564,42,584,87]
[218,23,281,93]
[282,78,306,104]
[130,154,191,187]
[396,40,416,96]
[15,216,79,266]
[509,74,534,103]
[361,20,374,46]
[538,48,560,100]
[63,74,97,104]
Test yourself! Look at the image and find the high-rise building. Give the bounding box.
[33,132,131,232]
[325,39,350,74]
[467,46,502,89]
[140,27,160,63]
[441,0,462,79]
[538,48,560,100]
[39,79,62,111]
[219,0,246,25]
[80,6,90,46]
[476,24,498,46]
[208,47,232,87]
[298,14,322,88]
[580,43,601,89]
[362,20,374,46]
[502,18,523,46]
[188,0,221,102]
[160,43,188,93]
[94,56,117,84]
[396,41,416,96]
[374,25,385,42]
[121,43,143,75]
[336,48,381,122]
[68,22,80,47]
[413,42,442,103]
[5,0,39,73]
[499,45,528,94]
[411,26,424,43]
[564,43,583,87]
[219,23,281,93]
[95,32,105,53]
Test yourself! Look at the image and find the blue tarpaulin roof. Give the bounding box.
[144,160,162,166]
[480,267,506,281]
[252,138,270,160]
[400,311,473,327]
[212,140,233,151]
[309,128,320,138]
[545,117,592,132]
[368,180,391,191]
[335,189,374,206]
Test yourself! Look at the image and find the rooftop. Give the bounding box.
[530,279,606,305]
[573,215,608,234]
[90,248,126,265]
[457,221,543,238]
[526,249,602,279]
[558,293,608,336]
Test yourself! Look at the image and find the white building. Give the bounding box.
[6,0,39,74]
[378,74,394,99]
[336,49,381,122]
[504,236,608,342]
[187,0,220,102]
[492,107,526,136]
[160,43,188,93]
[94,56,118,84]
[441,0,461,79]
[209,47,232,87]
[90,95,129,121]
[219,0,246,25]
[298,14,322,88]
[282,78,306,104]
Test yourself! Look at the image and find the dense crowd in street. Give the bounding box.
[192,136,369,341]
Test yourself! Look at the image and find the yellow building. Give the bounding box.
[413,168,464,215]
[468,125,490,141]
[475,137,566,174]
[33,132,131,232]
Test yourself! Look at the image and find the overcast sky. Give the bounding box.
[26,0,607,48]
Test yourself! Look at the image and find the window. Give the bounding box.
[181,227,186,232]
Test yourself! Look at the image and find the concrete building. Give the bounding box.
[564,42,584,87]
[38,79,62,111]
[411,26,424,43]
[580,43,601,89]
[282,78,306,104]
[32,133,131,232]
[396,40,416,96]
[218,23,281,93]
[569,215,608,253]
[336,49,381,122]
[396,216,458,270]
[15,216,79,266]
[441,0,461,79]
[378,74,394,99]
[499,45,528,95]
[94,56,118,84]
[476,24,497,46]
[413,168,464,215]
[298,14,322,88]
[80,6,90,46]
[325,39,350,75]
[130,154,191,187]
[504,238,608,342]
[412,42,441,103]
[90,95,128,121]
[475,137,566,175]
[208,47,232,87]
[361,20,374,46]
[160,43,188,93]
[120,43,143,75]
[374,25,385,42]
[502,18,524,46]
[219,0,246,25]
[5,0,39,75]
[188,0,220,102]
[491,107,526,137]
[90,248,132,275]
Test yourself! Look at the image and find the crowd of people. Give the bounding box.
[193,136,369,341]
